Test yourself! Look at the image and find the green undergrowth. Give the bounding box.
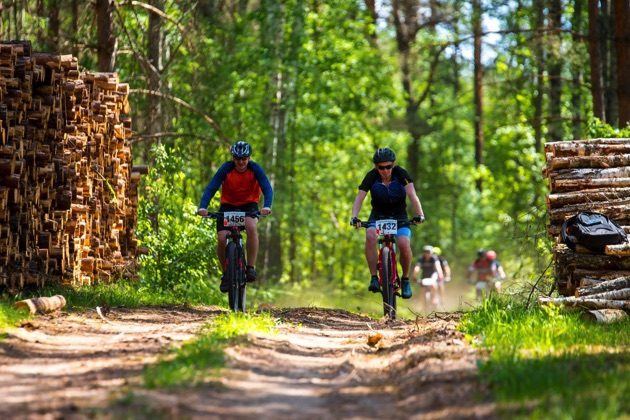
[143,312,277,388]
[0,298,31,333]
[38,278,282,311]
[460,296,630,419]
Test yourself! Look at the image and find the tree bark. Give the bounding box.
[47,0,61,53]
[539,295,630,310]
[552,165,630,180]
[147,0,164,137]
[548,197,630,222]
[548,0,563,141]
[473,0,484,191]
[15,295,66,314]
[605,242,630,256]
[576,276,630,296]
[586,287,630,300]
[533,0,545,152]
[547,187,630,208]
[571,0,584,139]
[582,309,628,323]
[546,154,630,171]
[614,0,630,127]
[589,0,606,121]
[96,0,117,72]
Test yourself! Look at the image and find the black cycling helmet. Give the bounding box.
[477,248,486,258]
[373,147,396,163]
[230,140,251,158]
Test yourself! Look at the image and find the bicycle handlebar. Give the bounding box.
[352,218,419,229]
[203,211,262,219]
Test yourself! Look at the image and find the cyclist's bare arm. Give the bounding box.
[404,183,424,218]
[412,263,421,281]
[435,260,444,280]
[351,190,368,226]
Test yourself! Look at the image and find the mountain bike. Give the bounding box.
[356,218,415,320]
[205,211,260,312]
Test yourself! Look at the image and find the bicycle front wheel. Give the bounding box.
[380,247,396,319]
[226,242,246,312]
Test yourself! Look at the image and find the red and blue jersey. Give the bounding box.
[199,161,273,208]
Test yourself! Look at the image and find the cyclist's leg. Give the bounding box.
[217,230,229,269]
[395,231,412,278]
[244,216,259,265]
[365,227,378,275]
[430,272,440,304]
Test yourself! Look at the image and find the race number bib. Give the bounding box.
[375,219,397,235]
[223,211,246,227]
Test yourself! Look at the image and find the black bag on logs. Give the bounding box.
[561,211,628,252]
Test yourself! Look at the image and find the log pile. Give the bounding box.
[0,41,139,290]
[543,138,630,315]
[539,276,630,322]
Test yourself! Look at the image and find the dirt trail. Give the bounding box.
[0,306,495,419]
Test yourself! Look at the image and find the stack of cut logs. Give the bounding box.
[0,40,140,290]
[541,138,630,320]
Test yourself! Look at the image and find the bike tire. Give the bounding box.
[226,242,243,312]
[236,244,247,311]
[380,247,396,319]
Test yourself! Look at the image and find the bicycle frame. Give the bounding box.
[205,211,260,312]
[356,218,415,320]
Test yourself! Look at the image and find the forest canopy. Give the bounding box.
[3,0,630,291]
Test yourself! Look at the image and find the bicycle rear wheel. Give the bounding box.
[226,242,246,312]
[380,247,396,319]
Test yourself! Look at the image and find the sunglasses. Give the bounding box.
[234,156,249,161]
[377,164,393,170]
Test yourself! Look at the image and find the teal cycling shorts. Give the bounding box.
[366,223,412,238]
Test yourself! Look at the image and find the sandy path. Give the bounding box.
[0,306,495,419]
[0,306,223,418]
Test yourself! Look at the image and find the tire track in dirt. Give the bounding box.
[0,305,223,418]
[129,308,496,419]
[0,306,495,419]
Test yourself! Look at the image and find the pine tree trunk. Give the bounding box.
[589,0,606,121]
[614,0,630,127]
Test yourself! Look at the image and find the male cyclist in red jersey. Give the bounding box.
[197,141,273,293]
[350,147,425,299]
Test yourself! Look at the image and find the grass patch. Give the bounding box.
[460,296,630,418]
[143,312,276,388]
[0,299,31,332]
[35,278,226,310]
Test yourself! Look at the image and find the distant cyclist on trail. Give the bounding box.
[197,141,273,292]
[468,249,503,299]
[412,245,444,306]
[350,147,425,299]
